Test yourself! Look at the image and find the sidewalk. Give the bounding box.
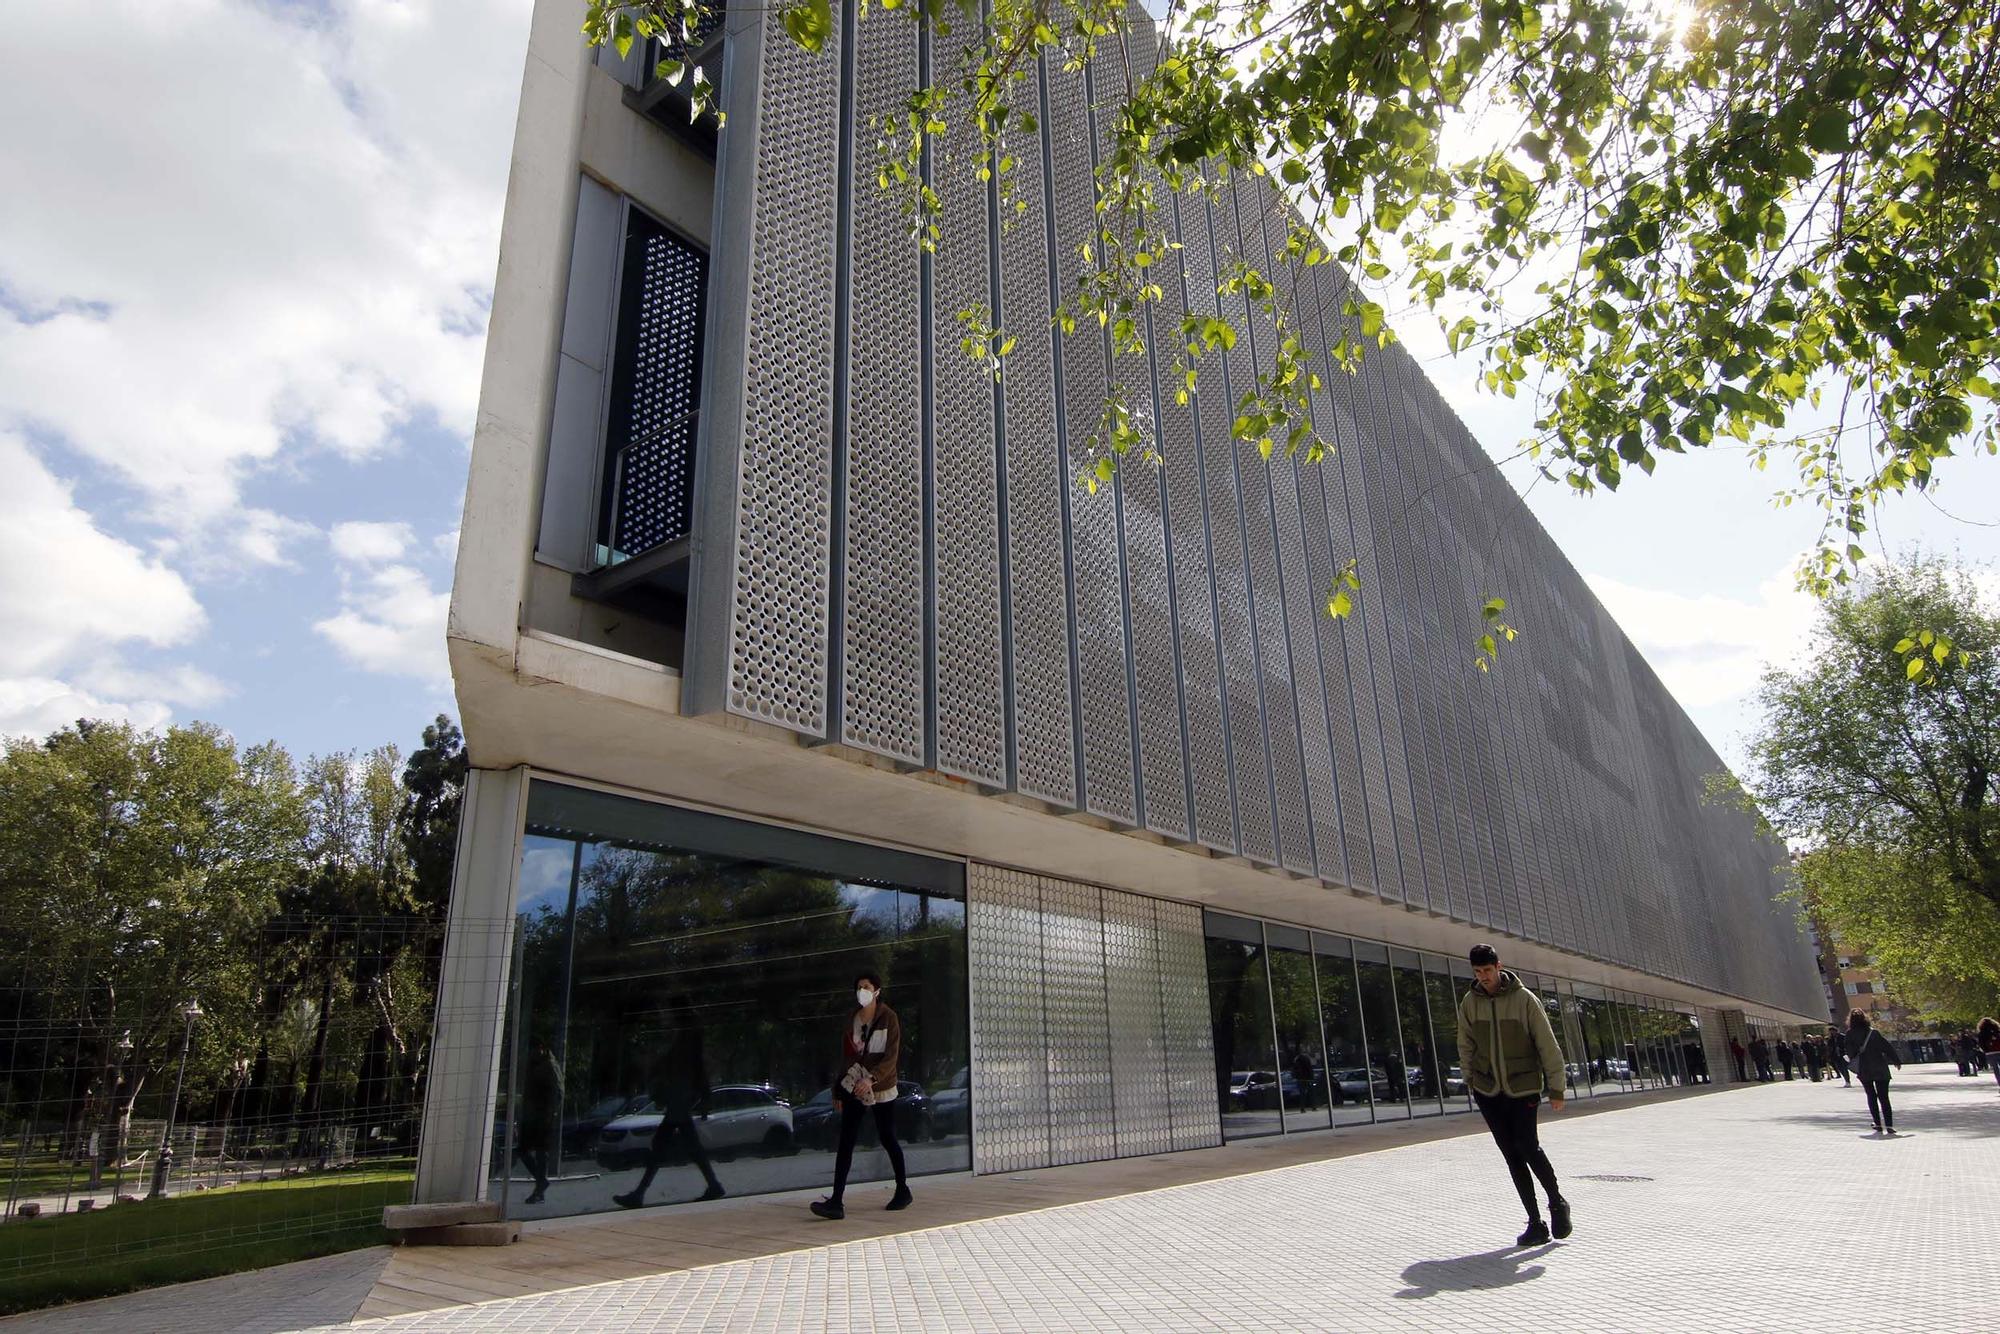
[9,1065,1994,1331]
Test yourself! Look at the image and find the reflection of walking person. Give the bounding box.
[811,971,911,1220]
[613,995,725,1208]
[515,1038,563,1206]
[1844,1009,1903,1137]
[1457,944,1571,1247]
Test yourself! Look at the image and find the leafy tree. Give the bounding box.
[398,714,466,919]
[1747,557,2000,1020]
[0,722,304,1180]
[584,0,1998,614]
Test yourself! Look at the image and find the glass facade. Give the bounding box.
[1200,910,1717,1139]
[496,781,970,1219]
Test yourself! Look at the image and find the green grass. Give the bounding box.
[0,1161,414,1316]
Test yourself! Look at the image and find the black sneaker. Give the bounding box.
[1549,1197,1572,1239]
[611,1190,644,1209]
[1517,1219,1550,1246]
[885,1186,913,1211]
[698,1183,726,1202]
[809,1198,844,1220]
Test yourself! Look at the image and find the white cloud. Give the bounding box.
[330,520,416,565]
[315,540,451,684]
[0,434,207,676]
[0,433,218,736]
[0,0,531,546]
[1585,560,1821,709]
[0,678,175,741]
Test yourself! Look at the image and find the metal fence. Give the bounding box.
[0,915,444,1313]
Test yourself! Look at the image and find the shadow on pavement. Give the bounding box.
[1762,1089,1999,1141]
[1395,1244,1556,1299]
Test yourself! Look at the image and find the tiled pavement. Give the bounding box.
[12,1065,1995,1331]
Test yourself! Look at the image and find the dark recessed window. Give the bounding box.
[598,210,707,566]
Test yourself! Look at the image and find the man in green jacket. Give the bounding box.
[1457,943,1572,1246]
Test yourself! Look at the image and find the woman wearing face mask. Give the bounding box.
[809,970,910,1219]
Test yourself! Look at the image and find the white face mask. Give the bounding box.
[856,988,877,1008]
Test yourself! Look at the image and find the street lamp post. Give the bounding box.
[149,1000,202,1201]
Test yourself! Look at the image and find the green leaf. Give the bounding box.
[1906,657,1927,680]
[782,0,834,53]
[1804,108,1851,155]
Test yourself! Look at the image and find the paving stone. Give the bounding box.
[325,1065,1998,1331]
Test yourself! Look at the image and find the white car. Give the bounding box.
[596,1084,794,1167]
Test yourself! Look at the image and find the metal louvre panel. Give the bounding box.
[1185,175,1278,864]
[1320,276,1432,912]
[1298,260,1402,901]
[928,28,1007,787]
[1091,29,1189,841]
[1153,190,1232,851]
[1040,875,1116,1165]
[1374,356,1465,919]
[1045,50,1138,825]
[1246,190,1348,887]
[1103,888,1172,1157]
[994,69,1078,807]
[968,865,1050,1174]
[1156,897,1221,1150]
[1218,175,1314,875]
[1383,343,1474,920]
[838,15,926,761]
[726,12,843,735]
[1359,342,1449,913]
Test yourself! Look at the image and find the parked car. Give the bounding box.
[930,1067,970,1135]
[595,1084,793,1168]
[563,1093,653,1157]
[794,1081,937,1149]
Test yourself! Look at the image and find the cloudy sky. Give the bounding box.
[2,0,1996,771]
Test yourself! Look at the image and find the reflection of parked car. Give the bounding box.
[1332,1067,1390,1101]
[1443,1066,1467,1096]
[794,1081,937,1149]
[595,1084,793,1168]
[931,1067,969,1135]
[564,1094,653,1156]
[1227,1070,1293,1110]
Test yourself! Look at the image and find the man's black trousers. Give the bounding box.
[1473,1089,1560,1219]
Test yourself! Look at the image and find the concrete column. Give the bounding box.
[414,767,529,1204]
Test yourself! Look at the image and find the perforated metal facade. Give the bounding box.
[682,5,1824,1020]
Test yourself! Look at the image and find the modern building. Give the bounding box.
[417,0,1825,1217]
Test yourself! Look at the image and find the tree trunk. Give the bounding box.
[298,959,337,1164]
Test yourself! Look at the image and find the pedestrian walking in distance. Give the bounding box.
[811,971,911,1220]
[1457,944,1571,1246]
[1843,1009,1903,1137]
[1826,1030,1853,1087]
[1728,1035,1748,1083]
[1977,1017,2000,1087]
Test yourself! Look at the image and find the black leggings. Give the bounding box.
[1474,1090,1561,1219]
[1861,1075,1894,1130]
[830,1097,907,1203]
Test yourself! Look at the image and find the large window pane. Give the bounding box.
[1313,934,1375,1126]
[1204,913,1281,1140]
[1422,956,1471,1114]
[498,784,969,1220]
[1267,926,1329,1133]
[1353,944,1409,1120]
[1391,950,1442,1117]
